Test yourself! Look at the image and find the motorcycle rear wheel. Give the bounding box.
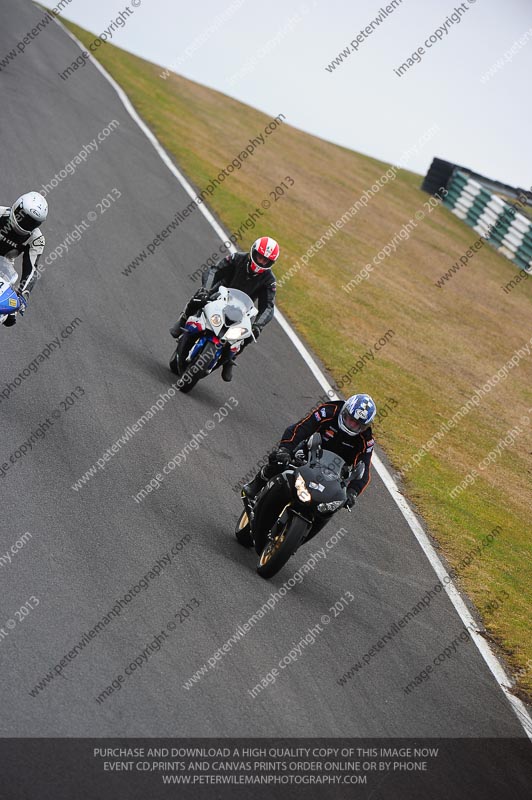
[256,515,309,579]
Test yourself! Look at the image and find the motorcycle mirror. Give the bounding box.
[307,432,323,464]
[352,462,365,481]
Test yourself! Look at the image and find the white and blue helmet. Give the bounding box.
[338,394,376,436]
[10,192,48,235]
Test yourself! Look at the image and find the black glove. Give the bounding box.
[269,447,291,466]
[294,447,306,465]
[345,490,357,509]
[17,289,29,315]
[252,324,261,339]
[187,289,208,313]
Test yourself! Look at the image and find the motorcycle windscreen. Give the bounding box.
[319,449,348,480]
[0,256,18,283]
[223,288,254,325]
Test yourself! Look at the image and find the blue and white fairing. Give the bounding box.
[0,259,24,321]
[184,286,258,371]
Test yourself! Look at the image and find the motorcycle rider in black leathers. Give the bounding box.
[243,394,377,536]
[170,237,279,382]
[0,192,48,326]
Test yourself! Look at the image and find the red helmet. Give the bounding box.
[249,236,280,274]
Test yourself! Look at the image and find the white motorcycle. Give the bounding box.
[170,285,258,393]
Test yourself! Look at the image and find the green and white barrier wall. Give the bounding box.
[443,171,532,273]
[422,159,532,274]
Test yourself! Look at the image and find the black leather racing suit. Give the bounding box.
[277,400,374,497]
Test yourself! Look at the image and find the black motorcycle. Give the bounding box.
[235,433,363,578]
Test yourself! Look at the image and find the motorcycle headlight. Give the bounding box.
[295,473,311,503]
[225,325,247,341]
[210,314,223,327]
[317,499,345,513]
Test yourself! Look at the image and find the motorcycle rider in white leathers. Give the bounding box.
[0,192,48,326]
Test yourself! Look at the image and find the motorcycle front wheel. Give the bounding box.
[169,330,191,375]
[235,510,253,548]
[169,345,180,374]
[256,515,309,579]
[178,341,218,393]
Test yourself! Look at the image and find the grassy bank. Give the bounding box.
[61,18,532,700]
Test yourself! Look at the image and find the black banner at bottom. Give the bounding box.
[1,738,531,799]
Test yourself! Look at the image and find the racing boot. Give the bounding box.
[242,470,267,501]
[222,355,236,382]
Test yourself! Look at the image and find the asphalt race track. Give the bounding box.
[0,1,530,780]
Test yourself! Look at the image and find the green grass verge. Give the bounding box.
[60,18,532,701]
